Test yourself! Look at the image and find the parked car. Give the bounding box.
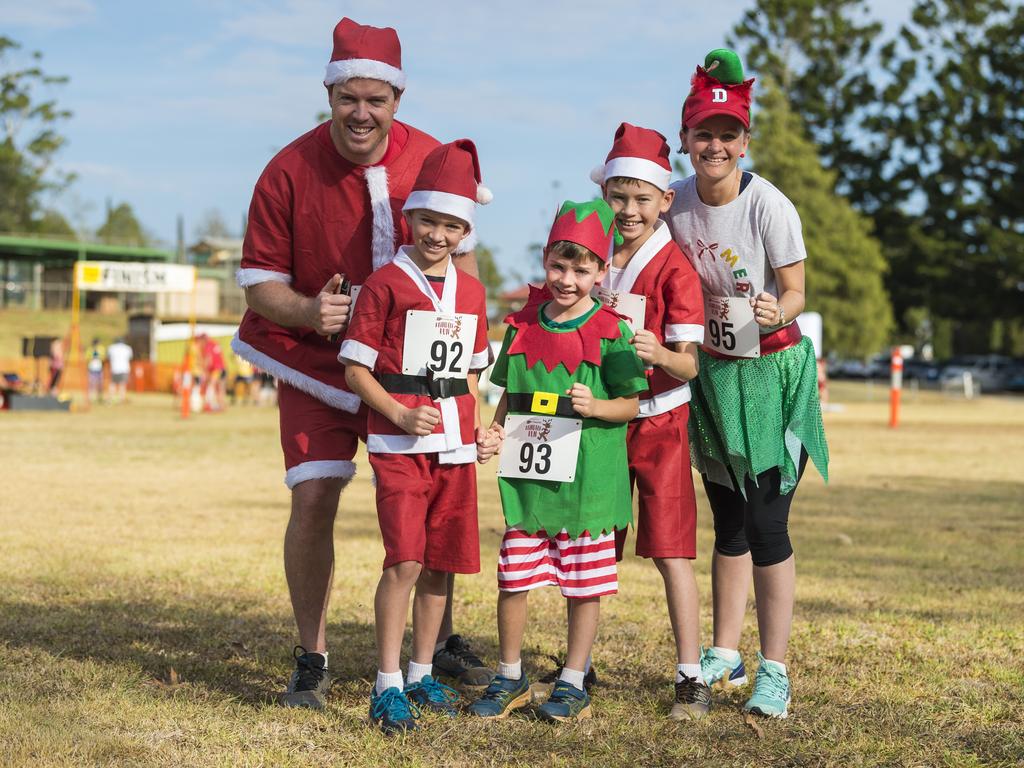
[939,355,1016,393]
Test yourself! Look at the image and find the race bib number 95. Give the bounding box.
[702,296,760,358]
[403,310,478,378]
[498,414,582,482]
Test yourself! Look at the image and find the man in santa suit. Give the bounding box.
[232,17,487,709]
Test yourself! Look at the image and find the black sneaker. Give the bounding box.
[537,655,598,690]
[669,674,712,721]
[432,635,494,688]
[280,645,331,709]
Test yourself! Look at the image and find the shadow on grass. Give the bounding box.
[0,595,382,706]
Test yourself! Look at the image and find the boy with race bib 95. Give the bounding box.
[340,140,493,734]
[471,200,647,723]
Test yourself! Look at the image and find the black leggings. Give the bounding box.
[702,450,808,567]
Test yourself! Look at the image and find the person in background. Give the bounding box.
[106,337,133,404]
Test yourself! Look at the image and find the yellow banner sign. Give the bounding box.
[75,261,196,293]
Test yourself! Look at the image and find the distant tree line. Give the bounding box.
[730,0,1024,356]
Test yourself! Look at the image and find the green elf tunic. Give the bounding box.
[490,293,648,539]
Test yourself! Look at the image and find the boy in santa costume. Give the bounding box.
[470,200,647,723]
[340,139,493,733]
[591,123,711,718]
[232,17,490,708]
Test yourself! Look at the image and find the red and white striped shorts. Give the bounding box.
[496,528,618,599]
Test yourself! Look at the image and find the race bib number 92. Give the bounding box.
[402,310,478,378]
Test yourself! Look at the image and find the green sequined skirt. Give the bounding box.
[689,336,829,495]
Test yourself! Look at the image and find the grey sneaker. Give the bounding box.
[669,675,712,721]
[432,635,494,688]
[280,645,331,709]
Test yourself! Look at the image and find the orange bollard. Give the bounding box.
[181,371,192,419]
[889,346,903,428]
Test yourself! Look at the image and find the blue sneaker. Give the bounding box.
[743,653,791,719]
[536,680,592,722]
[699,645,748,689]
[467,674,532,719]
[369,686,420,734]
[405,675,460,716]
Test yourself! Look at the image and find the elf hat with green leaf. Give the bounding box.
[546,199,622,262]
[682,48,755,129]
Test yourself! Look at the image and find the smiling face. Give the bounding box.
[680,114,750,184]
[604,177,674,250]
[405,209,469,273]
[543,243,608,315]
[327,77,401,165]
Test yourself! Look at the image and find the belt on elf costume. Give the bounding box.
[379,373,470,399]
[704,322,803,361]
[506,391,578,418]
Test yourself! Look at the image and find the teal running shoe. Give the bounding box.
[369,686,420,734]
[405,675,460,717]
[467,674,531,719]
[700,645,748,689]
[536,680,592,722]
[743,653,791,719]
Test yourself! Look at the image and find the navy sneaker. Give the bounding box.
[467,674,532,719]
[369,686,419,735]
[432,635,495,688]
[405,675,460,717]
[536,680,592,722]
[280,645,331,709]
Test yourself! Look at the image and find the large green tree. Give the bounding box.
[96,202,149,246]
[0,36,73,234]
[865,0,1024,351]
[751,82,892,356]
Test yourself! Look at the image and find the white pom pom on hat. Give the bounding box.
[476,184,493,205]
[590,165,607,185]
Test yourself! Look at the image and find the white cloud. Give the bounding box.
[0,0,95,29]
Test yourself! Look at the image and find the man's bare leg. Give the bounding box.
[285,477,346,652]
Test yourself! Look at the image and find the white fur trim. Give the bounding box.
[590,165,606,185]
[638,382,692,418]
[285,460,356,489]
[338,339,379,369]
[230,334,361,413]
[366,433,476,464]
[236,268,292,288]
[324,58,406,90]
[402,190,476,228]
[469,348,492,371]
[476,185,493,205]
[453,229,477,255]
[364,165,396,272]
[602,157,671,191]
[664,323,705,344]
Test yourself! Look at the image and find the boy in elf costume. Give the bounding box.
[590,123,710,718]
[340,139,493,733]
[470,200,648,722]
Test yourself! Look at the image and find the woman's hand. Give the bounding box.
[751,291,783,328]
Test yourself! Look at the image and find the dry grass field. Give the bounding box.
[1,384,1021,767]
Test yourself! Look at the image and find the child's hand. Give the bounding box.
[568,383,597,418]
[476,424,505,463]
[630,329,665,366]
[396,404,441,436]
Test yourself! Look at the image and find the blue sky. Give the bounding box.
[3,0,913,280]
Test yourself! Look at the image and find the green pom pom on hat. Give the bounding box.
[703,48,744,85]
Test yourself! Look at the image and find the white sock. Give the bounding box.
[558,667,586,690]
[761,657,787,674]
[498,659,522,680]
[407,660,433,686]
[583,654,593,675]
[712,646,741,663]
[676,663,704,684]
[375,669,403,695]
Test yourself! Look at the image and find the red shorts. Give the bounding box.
[278,382,367,489]
[368,452,480,574]
[616,404,698,560]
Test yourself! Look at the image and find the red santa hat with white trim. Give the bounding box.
[590,122,672,191]
[324,17,406,91]
[402,139,492,249]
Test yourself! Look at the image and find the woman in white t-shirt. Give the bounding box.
[664,49,829,720]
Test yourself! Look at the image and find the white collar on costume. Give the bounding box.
[392,247,458,313]
[604,219,671,294]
